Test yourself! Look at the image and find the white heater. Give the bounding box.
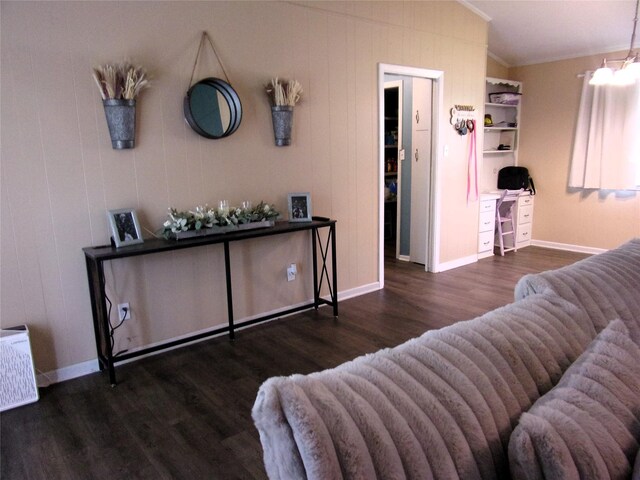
[0,325,39,412]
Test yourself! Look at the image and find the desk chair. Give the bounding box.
[495,189,523,256]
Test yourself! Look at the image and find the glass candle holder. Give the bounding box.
[218,199,229,216]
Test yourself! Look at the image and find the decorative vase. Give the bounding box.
[270,105,294,146]
[103,99,136,149]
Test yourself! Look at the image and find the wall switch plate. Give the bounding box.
[118,303,131,321]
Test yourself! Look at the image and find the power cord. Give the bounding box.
[101,268,128,357]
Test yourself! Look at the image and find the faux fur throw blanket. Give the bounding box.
[515,238,640,343]
[252,294,595,480]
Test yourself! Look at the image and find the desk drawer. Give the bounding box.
[517,225,532,243]
[480,200,495,213]
[479,210,495,233]
[478,230,494,252]
[518,195,534,207]
[518,204,533,225]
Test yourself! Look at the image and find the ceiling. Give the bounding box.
[464,0,638,67]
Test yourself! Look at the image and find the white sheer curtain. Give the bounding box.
[569,74,640,190]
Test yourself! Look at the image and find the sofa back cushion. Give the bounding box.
[508,319,640,480]
[515,238,640,343]
[253,294,594,480]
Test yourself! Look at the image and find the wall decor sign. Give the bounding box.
[287,193,312,222]
[107,208,144,248]
[449,104,476,136]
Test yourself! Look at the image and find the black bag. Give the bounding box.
[497,166,536,195]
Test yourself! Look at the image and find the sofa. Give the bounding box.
[252,238,640,479]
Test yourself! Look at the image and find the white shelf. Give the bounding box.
[485,102,518,108]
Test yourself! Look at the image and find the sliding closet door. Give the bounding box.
[410,78,433,265]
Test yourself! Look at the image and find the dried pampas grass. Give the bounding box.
[265,78,303,107]
[92,62,149,100]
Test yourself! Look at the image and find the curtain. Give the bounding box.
[569,73,640,190]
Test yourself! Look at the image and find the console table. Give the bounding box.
[83,217,337,385]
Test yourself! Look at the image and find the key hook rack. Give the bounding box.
[450,104,476,136]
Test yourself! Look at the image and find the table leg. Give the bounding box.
[85,257,117,385]
[223,241,235,340]
[331,223,338,317]
[312,228,319,309]
[315,225,338,317]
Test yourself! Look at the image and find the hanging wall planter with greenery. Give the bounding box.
[92,62,149,149]
[265,78,302,146]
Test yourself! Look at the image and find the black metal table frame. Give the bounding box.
[83,218,337,385]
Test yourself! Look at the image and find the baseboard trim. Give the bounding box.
[37,283,382,386]
[338,282,381,301]
[530,240,607,255]
[37,359,99,387]
[434,254,478,272]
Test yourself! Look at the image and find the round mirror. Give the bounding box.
[184,77,242,139]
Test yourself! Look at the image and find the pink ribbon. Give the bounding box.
[467,120,478,203]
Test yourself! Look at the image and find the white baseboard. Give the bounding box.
[36,359,99,387]
[530,240,607,255]
[37,283,382,386]
[433,254,478,272]
[338,282,381,300]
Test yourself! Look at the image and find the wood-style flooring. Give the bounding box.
[0,246,589,480]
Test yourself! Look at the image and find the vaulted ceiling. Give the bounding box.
[464,0,638,67]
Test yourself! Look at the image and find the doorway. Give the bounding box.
[383,81,403,258]
[378,64,443,286]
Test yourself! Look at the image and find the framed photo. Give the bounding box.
[287,193,312,222]
[107,208,144,248]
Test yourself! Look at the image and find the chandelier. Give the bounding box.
[590,0,640,85]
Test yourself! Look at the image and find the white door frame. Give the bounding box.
[378,63,444,287]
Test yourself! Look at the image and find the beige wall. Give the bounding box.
[510,53,640,250]
[1,1,488,376]
[486,55,509,79]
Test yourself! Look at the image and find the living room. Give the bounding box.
[1,1,639,478]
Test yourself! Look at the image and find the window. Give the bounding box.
[569,75,640,190]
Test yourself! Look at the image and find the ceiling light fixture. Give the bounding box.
[590,0,640,86]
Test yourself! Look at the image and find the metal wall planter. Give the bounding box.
[103,99,136,149]
[270,105,294,146]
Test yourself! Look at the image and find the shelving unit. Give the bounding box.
[478,77,534,258]
[384,102,400,182]
[384,85,401,242]
[481,78,522,191]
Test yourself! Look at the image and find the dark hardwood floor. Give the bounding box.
[1,246,589,480]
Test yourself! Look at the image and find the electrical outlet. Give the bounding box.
[287,263,297,282]
[118,303,131,321]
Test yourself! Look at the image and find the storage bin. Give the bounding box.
[489,92,521,105]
